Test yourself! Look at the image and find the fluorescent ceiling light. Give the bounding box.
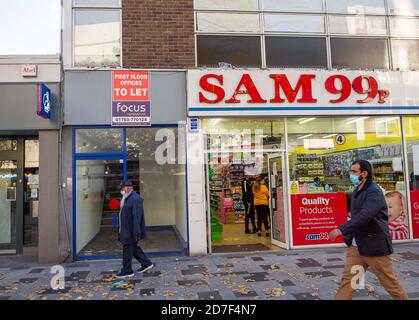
[322,133,337,139]
[375,117,399,124]
[297,117,316,124]
[304,139,334,150]
[297,134,313,140]
[345,117,369,125]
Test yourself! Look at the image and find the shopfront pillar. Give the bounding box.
[38,130,60,263]
[186,127,207,256]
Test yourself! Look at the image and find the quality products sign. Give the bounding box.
[410,190,419,239]
[112,70,150,126]
[291,192,348,246]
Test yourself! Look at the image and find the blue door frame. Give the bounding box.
[72,125,190,261]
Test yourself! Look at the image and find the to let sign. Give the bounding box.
[112,70,151,126]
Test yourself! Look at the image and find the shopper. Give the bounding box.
[116,180,154,279]
[253,177,270,237]
[242,175,257,234]
[329,160,408,300]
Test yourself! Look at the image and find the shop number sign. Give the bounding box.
[291,192,348,246]
[111,70,151,126]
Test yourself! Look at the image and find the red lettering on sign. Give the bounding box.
[197,73,390,105]
[325,75,352,103]
[225,74,267,103]
[352,75,379,103]
[199,74,225,103]
[269,74,317,103]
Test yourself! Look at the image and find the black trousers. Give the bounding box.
[122,242,152,274]
[244,201,256,231]
[255,205,270,233]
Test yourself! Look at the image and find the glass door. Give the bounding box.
[75,158,125,257]
[267,152,290,249]
[0,159,18,253]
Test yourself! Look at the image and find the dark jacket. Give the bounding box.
[118,191,147,245]
[338,179,393,257]
[242,178,254,203]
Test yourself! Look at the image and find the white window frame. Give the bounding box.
[71,0,122,69]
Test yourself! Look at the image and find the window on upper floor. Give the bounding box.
[194,0,419,70]
[73,0,121,68]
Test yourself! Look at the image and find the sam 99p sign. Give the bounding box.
[112,70,151,126]
[187,69,419,116]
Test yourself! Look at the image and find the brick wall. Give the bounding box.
[122,0,195,69]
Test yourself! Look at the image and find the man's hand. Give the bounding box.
[329,228,342,241]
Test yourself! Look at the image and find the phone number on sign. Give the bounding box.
[112,117,150,122]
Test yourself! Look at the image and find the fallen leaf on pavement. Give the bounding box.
[164,290,177,297]
[103,275,116,282]
[366,284,375,294]
[264,288,286,297]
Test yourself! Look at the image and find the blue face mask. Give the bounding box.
[349,174,360,186]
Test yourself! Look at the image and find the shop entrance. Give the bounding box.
[206,150,289,253]
[267,152,290,249]
[73,127,188,260]
[0,138,39,255]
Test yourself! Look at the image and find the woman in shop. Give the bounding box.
[253,177,270,237]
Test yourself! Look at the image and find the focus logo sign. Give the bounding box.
[37,83,52,119]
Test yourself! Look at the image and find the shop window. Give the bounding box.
[331,38,389,69]
[125,127,187,251]
[265,37,327,68]
[197,35,262,67]
[287,116,409,242]
[74,9,121,67]
[389,17,419,37]
[264,14,325,33]
[196,12,260,33]
[403,116,419,239]
[388,0,419,16]
[74,0,121,5]
[24,139,39,247]
[262,0,324,13]
[392,39,419,70]
[326,0,385,15]
[329,15,387,35]
[0,139,17,151]
[194,0,259,11]
[75,128,123,153]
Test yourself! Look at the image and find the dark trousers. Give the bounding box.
[122,242,152,274]
[255,205,270,232]
[244,201,256,231]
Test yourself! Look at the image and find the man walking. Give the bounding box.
[116,180,154,279]
[329,160,407,300]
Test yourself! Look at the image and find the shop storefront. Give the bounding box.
[186,69,419,254]
[0,56,61,262]
[63,70,189,260]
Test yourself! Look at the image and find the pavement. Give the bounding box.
[0,243,418,300]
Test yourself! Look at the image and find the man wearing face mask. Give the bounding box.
[116,180,154,279]
[328,160,407,300]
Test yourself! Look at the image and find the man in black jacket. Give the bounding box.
[242,175,257,234]
[329,160,407,300]
[116,180,154,279]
